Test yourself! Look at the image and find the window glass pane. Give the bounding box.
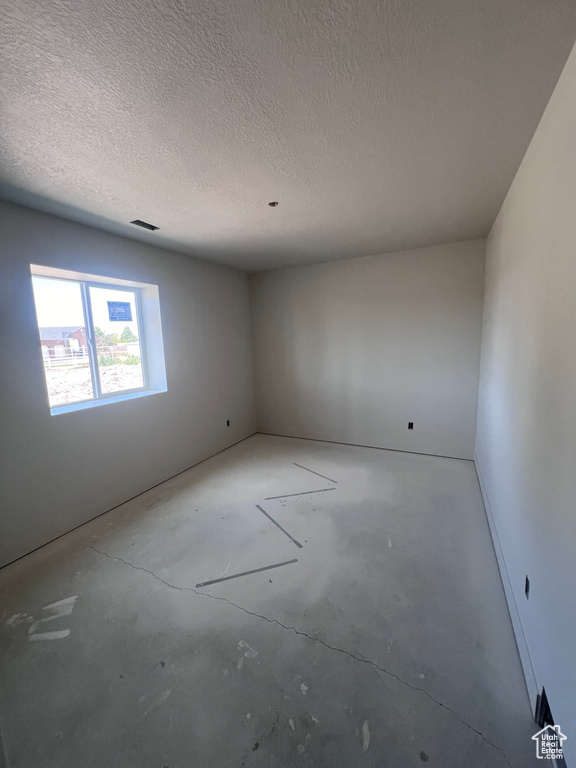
[31,277,94,407]
[89,286,144,394]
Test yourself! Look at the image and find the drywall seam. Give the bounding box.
[474,452,538,709]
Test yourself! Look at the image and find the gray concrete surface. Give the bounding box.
[0,434,541,767]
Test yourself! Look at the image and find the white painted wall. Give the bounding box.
[0,201,256,568]
[250,241,485,460]
[475,44,576,764]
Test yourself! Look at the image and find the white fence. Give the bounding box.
[42,343,141,369]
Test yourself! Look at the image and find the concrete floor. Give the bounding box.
[0,434,541,767]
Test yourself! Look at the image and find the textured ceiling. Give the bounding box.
[1,0,576,272]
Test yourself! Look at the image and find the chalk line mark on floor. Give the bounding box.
[195,559,298,588]
[293,462,338,484]
[265,488,335,500]
[255,504,303,548]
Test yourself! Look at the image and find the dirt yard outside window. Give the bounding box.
[44,362,144,407]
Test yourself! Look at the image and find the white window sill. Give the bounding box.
[50,388,167,416]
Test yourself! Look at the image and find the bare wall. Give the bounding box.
[475,42,576,764]
[0,201,256,567]
[250,241,485,459]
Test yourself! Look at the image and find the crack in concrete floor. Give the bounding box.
[79,542,512,767]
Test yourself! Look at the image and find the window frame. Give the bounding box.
[84,279,148,400]
[31,265,167,415]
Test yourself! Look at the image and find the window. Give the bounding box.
[30,265,167,414]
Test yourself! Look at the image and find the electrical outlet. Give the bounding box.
[408,422,414,430]
[226,419,230,427]
[525,575,530,599]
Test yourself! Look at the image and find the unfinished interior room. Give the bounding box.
[1,1,576,766]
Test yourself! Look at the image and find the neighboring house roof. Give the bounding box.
[38,326,83,340]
